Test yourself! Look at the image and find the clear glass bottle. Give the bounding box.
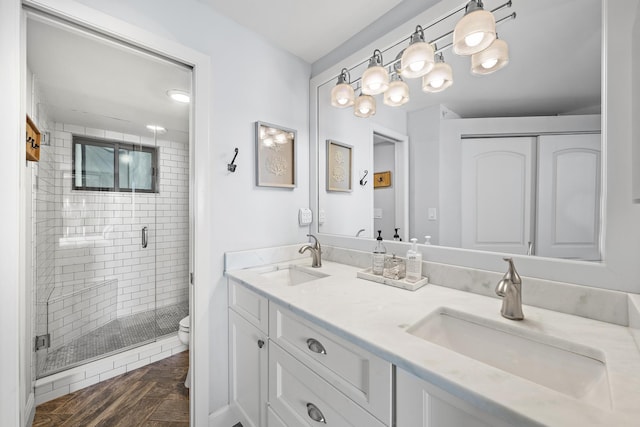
[372,230,386,275]
[406,238,423,283]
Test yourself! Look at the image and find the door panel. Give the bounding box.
[461,137,536,254]
[537,134,601,260]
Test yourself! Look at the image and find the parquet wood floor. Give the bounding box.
[33,351,189,427]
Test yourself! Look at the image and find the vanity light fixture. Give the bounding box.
[384,74,410,107]
[422,53,454,93]
[331,68,355,107]
[453,0,497,56]
[361,49,389,95]
[354,91,376,118]
[471,36,509,75]
[385,56,410,107]
[330,1,515,117]
[400,26,435,78]
[167,89,190,103]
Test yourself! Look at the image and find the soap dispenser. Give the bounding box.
[393,228,401,241]
[406,238,423,283]
[372,230,386,275]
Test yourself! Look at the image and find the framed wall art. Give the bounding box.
[255,121,296,188]
[326,140,353,192]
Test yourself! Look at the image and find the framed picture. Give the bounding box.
[326,140,353,192]
[374,171,391,188]
[255,121,296,188]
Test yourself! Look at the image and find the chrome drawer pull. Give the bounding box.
[306,402,327,424]
[306,338,327,355]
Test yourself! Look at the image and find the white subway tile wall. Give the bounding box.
[35,123,189,351]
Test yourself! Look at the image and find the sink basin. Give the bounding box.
[255,264,329,286]
[407,308,611,409]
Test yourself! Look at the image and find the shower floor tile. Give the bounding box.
[38,302,188,378]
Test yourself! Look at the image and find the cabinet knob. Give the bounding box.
[306,402,327,424]
[306,338,327,355]
[257,339,265,348]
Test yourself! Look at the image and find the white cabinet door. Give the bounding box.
[536,133,601,260]
[461,137,536,254]
[396,368,513,427]
[229,309,268,427]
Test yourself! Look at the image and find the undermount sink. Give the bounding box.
[255,264,329,286]
[407,308,611,409]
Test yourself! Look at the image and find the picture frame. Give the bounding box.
[326,140,353,192]
[374,171,391,188]
[255,121,296,188]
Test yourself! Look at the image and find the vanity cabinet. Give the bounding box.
[269,341,386,427]
[228,280,269,427]
[228,279,520,427]
[228,279,392,427]
[269,303,392,424]
[396,368,513,427]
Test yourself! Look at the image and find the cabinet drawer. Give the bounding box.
[269,304,391,424]
[269,342,386,427]
[229,279,268,333]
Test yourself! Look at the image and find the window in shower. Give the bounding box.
[73,136,158,192]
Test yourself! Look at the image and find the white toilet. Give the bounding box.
[178,315,191,388]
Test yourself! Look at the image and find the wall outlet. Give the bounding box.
[298,208,313,225]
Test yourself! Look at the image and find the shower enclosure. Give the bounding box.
[28,14,191,378]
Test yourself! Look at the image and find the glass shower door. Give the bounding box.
[35,132,158,378]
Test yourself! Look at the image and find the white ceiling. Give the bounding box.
[196,0,405,63]
[27,16,191,142]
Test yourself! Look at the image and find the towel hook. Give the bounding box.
[359,170,368,186]
[227,148,239,172]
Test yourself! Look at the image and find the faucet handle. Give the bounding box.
[307,234,320,249]
[502,257,521,284]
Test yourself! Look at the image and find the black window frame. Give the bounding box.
[72,135,158,193]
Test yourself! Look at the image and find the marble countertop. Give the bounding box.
[226,259,640,426]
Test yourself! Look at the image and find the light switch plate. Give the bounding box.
[428,208,437,220]
[298,208,313,225]
[318,209,326,225]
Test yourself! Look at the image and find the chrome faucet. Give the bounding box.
[495,258,524,320]
[299,234,322,268]
[356,228,366,237]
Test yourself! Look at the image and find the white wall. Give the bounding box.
[1,0,25,424]
[318,80,406,238]
[67,0,312,415]
[1,0,310,424]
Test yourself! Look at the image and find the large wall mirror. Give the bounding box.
[314,0,602,262]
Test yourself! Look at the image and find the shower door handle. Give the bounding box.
[142,226,148,248]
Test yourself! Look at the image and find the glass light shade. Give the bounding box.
[331,83,355,107]
[471,38,509,75]
[422,62,454,93]
[384,79,410,107]
[453,7,496,56]
[400,42,435,78]
[361,65,389,95]
[354,94,376,118]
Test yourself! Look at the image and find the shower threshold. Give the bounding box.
[38,302,188,378]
